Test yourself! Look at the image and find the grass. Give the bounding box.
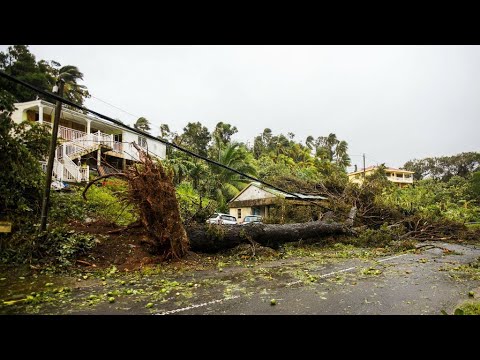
[456,301,480,315]
[445,257,480,281]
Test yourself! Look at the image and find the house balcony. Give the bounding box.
[387,175,413,184]
[56,125,123,153]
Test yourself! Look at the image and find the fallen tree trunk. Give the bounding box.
[187,221,354,253]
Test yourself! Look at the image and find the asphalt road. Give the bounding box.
[154,242,480,315]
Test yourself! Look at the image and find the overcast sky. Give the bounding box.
[2,45,479,170]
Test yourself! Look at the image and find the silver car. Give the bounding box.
[241,215,263,225]
[206,213,238,225]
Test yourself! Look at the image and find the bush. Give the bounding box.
[0,91,50,222]
[175,182,216,223]
[50,184,137,226]
[356,223,405,248]
[1,226,98,267]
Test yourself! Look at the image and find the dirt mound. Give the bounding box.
[70,221,162,271]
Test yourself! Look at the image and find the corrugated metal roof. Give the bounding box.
[236,182,327,201]
[289,193,328,200]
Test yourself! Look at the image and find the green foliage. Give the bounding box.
[456,302,480,315]
[356,224,404,247]
[469,172,480,203]
[180,122,211,157]
[48,180,135,226]
[404,152,480,181]
[210,143,257,212]
[0,45,90,106]
[381,178,480,223]
[134,117,151,133]
[0,91,50,221]
[41,227,97,267]
[175,182,215,223]
[1,226,97,267]
[314,133,351,168]
[49,191,86,222]
[212,121,238,156]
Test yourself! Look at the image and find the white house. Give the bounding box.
[11,100,166,182]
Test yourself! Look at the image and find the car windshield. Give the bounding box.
[245,216,258,222]
[209,214,218,219]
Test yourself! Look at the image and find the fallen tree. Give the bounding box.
[187,220,355,253]
[188,207,357,252]
[83,143,189,259]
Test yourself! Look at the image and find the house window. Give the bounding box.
[138,136,147,148]
[237,209,242,219]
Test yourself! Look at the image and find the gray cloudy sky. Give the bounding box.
[2,45,479,170]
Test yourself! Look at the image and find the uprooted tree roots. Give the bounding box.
[83,144,189,260]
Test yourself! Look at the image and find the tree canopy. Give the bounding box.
[134,117,151,133]
[404,152,480,181]
[0,45,90,106]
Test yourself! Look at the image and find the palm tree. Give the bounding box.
[159,124,170,139]
[211,143,258,211]
[134,117,151,133]
[306,135,314,150]
[334,140,351,168]
[54,65,90,106]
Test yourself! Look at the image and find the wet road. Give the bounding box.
[155,242,480,315]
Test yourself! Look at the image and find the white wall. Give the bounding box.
[236,185,276,201]
[11,107,24,124]
[122,130,166,161]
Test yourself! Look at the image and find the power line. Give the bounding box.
[89,94,140,119]
[0,70,333,212]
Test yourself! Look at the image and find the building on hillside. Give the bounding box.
[227,182,328,222]
[11,100,166,182]
[347,166,414,188]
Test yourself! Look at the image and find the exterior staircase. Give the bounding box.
[42,128,115,183]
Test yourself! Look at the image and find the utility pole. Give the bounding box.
[40,80,65,232]
[363,153,366,180]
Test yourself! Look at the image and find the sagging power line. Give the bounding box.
[0,70,333,212]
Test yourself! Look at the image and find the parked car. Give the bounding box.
[206,213,238,225]
[241,215,263,225]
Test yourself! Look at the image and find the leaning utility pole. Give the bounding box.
[363,153,366,180]
[40,80,65,232]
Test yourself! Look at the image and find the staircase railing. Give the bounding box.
[43,128,115,183]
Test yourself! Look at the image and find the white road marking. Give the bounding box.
[156,253,412,314]
[155,295,240,315]
[377,254,409,263]
[287,253,409,286]
[286,280,302,286]
[318,266,356,278]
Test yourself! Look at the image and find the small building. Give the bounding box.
[11,100,166,182]
[227,182,328,222]
[348,166,414,188]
